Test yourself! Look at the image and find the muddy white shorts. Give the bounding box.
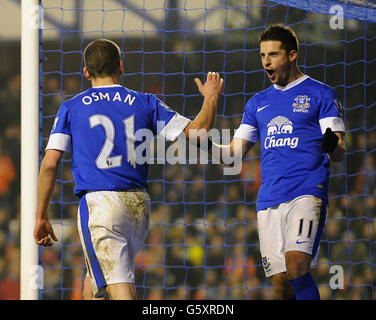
[77,189,150,295]
[257,195,327,277]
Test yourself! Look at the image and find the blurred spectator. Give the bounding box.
[0,138,16,200]
[144,74,173,101]
[0,243,20,299]
[356,154,376,195]
[0,75,20,133]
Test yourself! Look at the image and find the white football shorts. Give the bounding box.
[77,189,150,295]
[257,195,327,277]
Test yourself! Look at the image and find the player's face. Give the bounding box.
[260,40,292,87]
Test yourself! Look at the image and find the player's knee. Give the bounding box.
[285,251,311,279]
[271,273,295,300]
[274,284,295,300]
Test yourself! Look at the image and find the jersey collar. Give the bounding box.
[273,75,309,91]
[92,84,122,88]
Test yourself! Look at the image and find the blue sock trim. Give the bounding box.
[289,272,320,300]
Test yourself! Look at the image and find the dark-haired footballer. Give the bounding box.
[212,25,345,300]
[33,39,223,300]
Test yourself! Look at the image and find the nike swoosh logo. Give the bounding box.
[296,240,310,244]
[257,104,270,112]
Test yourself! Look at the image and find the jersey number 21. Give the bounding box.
[89,114,136,169]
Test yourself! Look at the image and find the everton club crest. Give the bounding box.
[292,95,310,113]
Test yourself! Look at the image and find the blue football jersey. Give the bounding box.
[46,85,190,197]
[234,75,345,211]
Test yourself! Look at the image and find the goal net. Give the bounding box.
[36,0,375,300]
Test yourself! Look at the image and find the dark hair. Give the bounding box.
[84,39,121,78]
[259,24,299,53]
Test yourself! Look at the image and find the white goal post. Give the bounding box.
[20,0,40,300]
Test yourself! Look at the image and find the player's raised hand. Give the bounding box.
[184,72,224,135]
[194,72,224,101]
[34,218,58,247]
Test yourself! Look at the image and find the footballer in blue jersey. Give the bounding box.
[46,85,190,198]
[213,25,345,300]
[236,75,345,212]
[34,39,223,300]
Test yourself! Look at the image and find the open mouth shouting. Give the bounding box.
[265,69,275,81]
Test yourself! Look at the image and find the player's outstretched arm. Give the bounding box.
[34,149,62,247]
[184,72,223,138]
[211,137,254,164]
